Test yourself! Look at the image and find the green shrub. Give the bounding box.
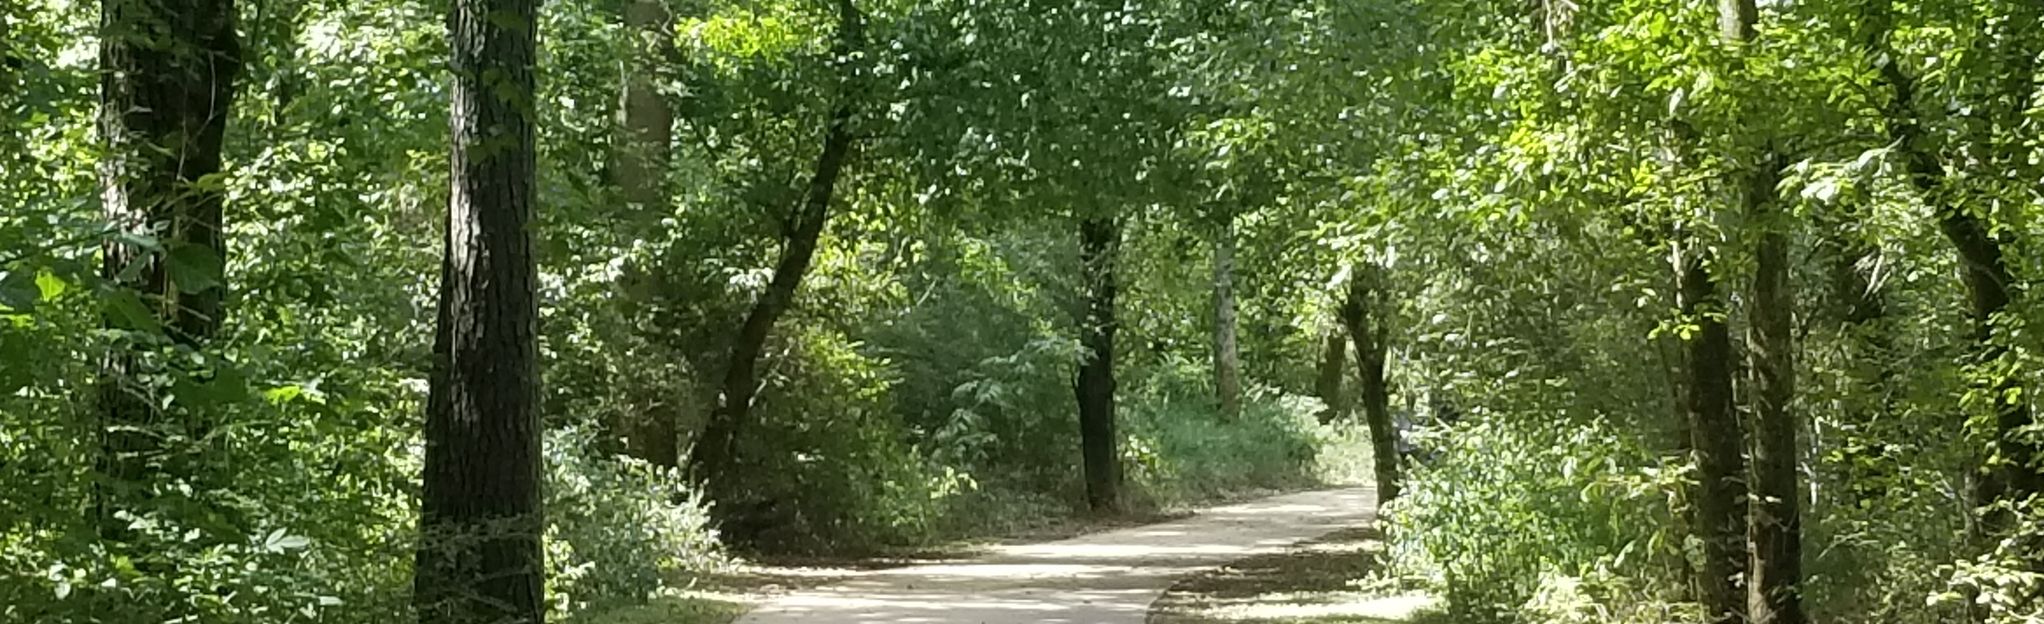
[1120,356,1349,509]
[543,427,724,618]
[1382,419,1691,624]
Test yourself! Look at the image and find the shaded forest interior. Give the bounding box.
[4,0,2044,622]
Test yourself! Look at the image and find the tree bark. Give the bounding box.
[414,0,544,619]
[1679,240,1748,624]
[617,0,678,468]
[1314,327,1349,423]
[687,0,864,498]
[1339,263,1400,502]
[1745,160,1803,624]
[1211,214,1242,421]
[1076,215,1123,513]
[95,0,241,536]
[1719,0,1803,620]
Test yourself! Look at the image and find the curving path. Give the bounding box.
[735,487,1376,624]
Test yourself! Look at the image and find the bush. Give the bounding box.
[1382,419,1691,624]
[543,427,724,618]
[1120,356,1353,509]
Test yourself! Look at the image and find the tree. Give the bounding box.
[413,0,544,619]
[1861,0,2040,560]
[1339,261,1399,502]
[1076,214,1124,512]
[1678,189,1747,624]
[1314,326,1349,423]
[616,0,679,468]
[1211,212,1242,421]
[687,0,865,501]
[1720,0,1802,620]
[95,0,242,533]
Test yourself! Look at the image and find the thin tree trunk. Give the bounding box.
[1745,160,1803,624]
[1076,215,1123,513]
[1212,214,1242,421]
[1861,0,2042,539]
[414,0,544,619]
[617,0,678,468]
[687,0,864,496]
[1315,327,1349,423]
[1680,238,1748,624]
[95,0,241,536]
[1720,0,1803,619]
[1339,262,1400,502]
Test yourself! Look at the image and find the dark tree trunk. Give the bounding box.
[414,0,544,620]
[1679,242,1748,624]
[1861,0,2042,539]
[1744,162,1803,624]
[1314,327,1349,423]
[687,0,864,497]
[617,0,678,468]
[1719,0,1803,620]
[1211,214,1241,421]
[1076,215,1123,513]
[1338,263,1400,502]
[95,0,241,536]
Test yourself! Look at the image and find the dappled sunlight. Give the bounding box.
[738,487,1377,624]
[1147,523,1439,624]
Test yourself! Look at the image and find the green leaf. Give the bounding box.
[0,271,36,313]
[104,288,161,333]
[165,244,224,294]
[35,269,66,301]
[260,529,312,553]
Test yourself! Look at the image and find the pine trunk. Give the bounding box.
[414,0,544,620]
[1212,215,1242,421]
[1076,215,1123,513]
[687,0,863,497]
[95,0,241,535]
[1339,263,1400,502]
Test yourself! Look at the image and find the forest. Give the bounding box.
[2,0,2041,622]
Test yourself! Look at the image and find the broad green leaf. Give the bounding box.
[104,288,161,333]
[35,269,66,301]
[165,244,224,294]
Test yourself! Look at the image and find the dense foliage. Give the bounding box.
[3,0,2042,622]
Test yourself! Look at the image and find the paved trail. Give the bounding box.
[735,487,1376,624]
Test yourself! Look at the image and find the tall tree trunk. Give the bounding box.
[617,0,678,468]
[1719,0,1803,620]
[1745,161,1803,624]
[1679,238,1748,624]
[95,0,241,535]
[1315,327,1349,423]
[1211,214,1242,421]
[1861,0,2042,539]
[1339,262,1400,502]
[1076,215,1123,513]
[687,0,864,497]
[414,0,544,620]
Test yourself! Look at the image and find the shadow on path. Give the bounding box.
[734,488,1377,624]
[1147,526,1442,624]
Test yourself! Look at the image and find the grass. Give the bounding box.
[1147,526,1447,624]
